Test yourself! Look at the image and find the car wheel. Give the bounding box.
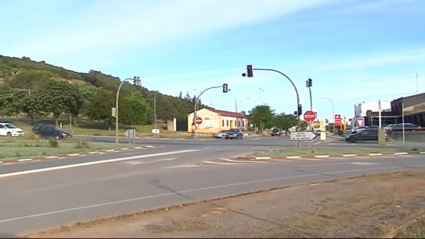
[350,137,357,143]
[6,132,12,137]
[55,135,60,140]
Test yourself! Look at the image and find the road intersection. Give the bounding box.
[0,136,424,237]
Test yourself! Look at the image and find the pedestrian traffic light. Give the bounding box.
[306,78,312,87]
[247,65,253,77]
[298,104,302,116]
[223,83,228,93]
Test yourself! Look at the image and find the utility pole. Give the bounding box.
[154,93,157,132]
[234,98,238,112]
[416,73,419,94]
[402,103,405,142]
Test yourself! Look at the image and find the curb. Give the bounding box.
[237,151,425,160]
[0,145,162,165]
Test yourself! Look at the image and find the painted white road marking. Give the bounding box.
[219,158,266,163]
[349,162,380,165]
[0,166,403,224]
[313,142,321,145]
[0,150,198,179]
[166,164,199,169]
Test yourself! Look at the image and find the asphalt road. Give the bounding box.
[0,139,424,237]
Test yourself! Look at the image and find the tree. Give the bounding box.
[118,94,150,125]
[274,113,298,131]
[65,85,85,126]
[41,80,77,126]
[249,105,275,133]
[82,89,115,126]
[0,87,23,116]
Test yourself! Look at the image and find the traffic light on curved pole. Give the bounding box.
[247,65,253,77]
[298,104,302,116]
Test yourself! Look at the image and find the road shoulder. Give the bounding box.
[22,170,425,238]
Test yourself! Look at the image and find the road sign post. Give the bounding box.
[290,131,317,141]
[195,117,203,125]
[303,110,316,123]
[125,129,136,144]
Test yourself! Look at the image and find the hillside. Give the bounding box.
[0,55,209,123]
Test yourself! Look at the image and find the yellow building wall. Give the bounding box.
[187,109,249,133]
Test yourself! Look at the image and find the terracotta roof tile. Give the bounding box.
[208,109,247,118]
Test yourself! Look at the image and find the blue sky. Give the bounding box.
[1,0,424,121]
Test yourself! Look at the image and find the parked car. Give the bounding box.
[271,128,283,136]
[346,128,387,143]
[0,122,25,137]
[225,128,244,139]
[213,130,229,138]
[387,123,420,132]
[32,125,72,140]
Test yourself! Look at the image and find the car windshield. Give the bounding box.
[4,123,17,129]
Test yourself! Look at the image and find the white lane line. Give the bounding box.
[219,158,266,163]
[166,164,199,169]
[202,160,236,165]
[313,142,321,145]
[0,150,198,179]
[0,166,402,224]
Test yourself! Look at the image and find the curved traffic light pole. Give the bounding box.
[193,85,225,139]
[252,68,301,129]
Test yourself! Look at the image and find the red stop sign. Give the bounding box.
[303,110,316,123]
[195,117,203,125]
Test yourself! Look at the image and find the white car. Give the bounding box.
[0,123,25,136]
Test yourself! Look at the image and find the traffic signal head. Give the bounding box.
[306,78,312,87]
[247,65,253,77]
[297,104,302,116]
[223,83,228,93]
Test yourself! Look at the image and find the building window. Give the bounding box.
[205,117,210,120]
[222,120,224,127]
[227,120,229,127]
[242,120,244,127]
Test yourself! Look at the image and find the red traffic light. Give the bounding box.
[247,65,253,77]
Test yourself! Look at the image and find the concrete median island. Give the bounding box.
[0,137,153,163]
[238,147,425,160]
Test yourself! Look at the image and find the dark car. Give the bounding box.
[271,128,283,136]
[346,128,387,143]
[387,123,420,132]
[32,125,72,140]
[225,128,244,139]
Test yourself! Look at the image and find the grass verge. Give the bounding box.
[254,147,416,157]
[11,118,172,137]
[0,136,142,162]
[393,216,425,238]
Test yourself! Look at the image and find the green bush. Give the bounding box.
[48,138,59,147]
[75,140,90,149]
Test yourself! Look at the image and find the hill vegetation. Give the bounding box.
[0,55,210,126]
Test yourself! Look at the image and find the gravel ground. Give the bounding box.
[22,170,425,238]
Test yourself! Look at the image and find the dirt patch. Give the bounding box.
[22,170,425,238]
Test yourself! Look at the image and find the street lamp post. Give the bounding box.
[321,97,335,134]
[402,103,405,142]
[115,77,139,144]
[259,88,264,105]
[240,97,249,112]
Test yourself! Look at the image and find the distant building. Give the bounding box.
[354,93,425,127]
[354,100,391,118]
[187,108,248,133]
